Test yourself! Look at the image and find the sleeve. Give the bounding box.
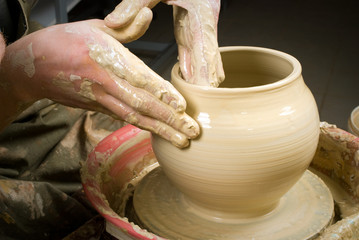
[0,0,38,43]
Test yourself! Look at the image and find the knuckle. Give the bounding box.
[124,112,139,125]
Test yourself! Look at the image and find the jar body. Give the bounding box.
[152,46,320,219]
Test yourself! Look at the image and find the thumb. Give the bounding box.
[105,0,162,28]
[102,7,153,43]
[105,0,144,28]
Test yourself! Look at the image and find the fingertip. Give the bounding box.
[218,73,225,85]
[171,133,190,148]
[104,7,153,43]
[126,7,153,40]
[104,13,120,28]
[178,114,200,139]
[187,121,200,139]
[104,13,130,29]
[217,61,225,84]
[138,7,153,22]
[104,1,139,28]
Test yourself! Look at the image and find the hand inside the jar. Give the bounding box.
[105,0,225,87]
[0,19,199,148]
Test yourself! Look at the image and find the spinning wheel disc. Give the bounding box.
[134,168,333,240]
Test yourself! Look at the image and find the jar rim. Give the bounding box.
[171,46,302,94]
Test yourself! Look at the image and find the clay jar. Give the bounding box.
[152,46,320,221]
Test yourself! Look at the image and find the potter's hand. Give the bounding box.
[171,0,225,87]
[0,20,199,148]
[105,0,225,87]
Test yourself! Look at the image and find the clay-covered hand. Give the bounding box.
[0,19,199,148]
[105,0,225,87]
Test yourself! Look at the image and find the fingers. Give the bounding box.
[141,77,188,113]
[105,0,160,28]
[215,51,225,85]
[93,86,199,148]
[87,36,187,112]
[177,45,193,82]
[123,56,188,112]
[156,80,187,112]
[170,1,225,87]
[95,74,199,139]
[105,0,142,28]
[102,7,153,43]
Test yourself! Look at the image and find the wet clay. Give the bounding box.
[83,123,359,239]
[171,0,224,87]
[311,168,359,219]
[152,47,320,219]
[87,31,186,111]
[52,72,96,102]
[81,126,162,239]
[9,42,35,78]
[133,167,333,240]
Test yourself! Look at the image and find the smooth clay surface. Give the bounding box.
[152,46,321,219]
[134,167,333,240]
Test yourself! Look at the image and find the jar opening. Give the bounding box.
[172,47,302,94]
[218,49,295,88]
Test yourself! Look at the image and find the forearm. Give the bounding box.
[0,78,30,132]
[0,33,34,132]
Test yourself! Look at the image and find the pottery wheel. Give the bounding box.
[133,167,334,240]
